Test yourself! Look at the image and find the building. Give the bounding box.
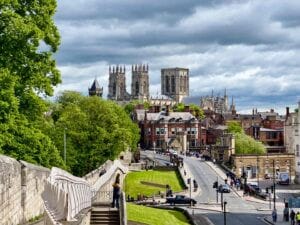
[88,79,103,97]
[107,65,131,101]
[200,89,234,114]
[136,106,206,152]
[131,64,149,101]
[232,154,295,182]
[285,103,300,183]
[161,68,189,103]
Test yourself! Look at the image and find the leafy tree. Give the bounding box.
[48,92,140,176]
[0,0,61,121]
[227,121,265,155]
[124,100,150,115]
[0,1,65,169]
[173,103,185,112]
[227,121,243,134]
[189,103,205,120]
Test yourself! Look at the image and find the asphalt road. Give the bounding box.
[185,157,271,225]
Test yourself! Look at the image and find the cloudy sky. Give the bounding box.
[53,0,300,114]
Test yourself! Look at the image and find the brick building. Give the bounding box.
[136,106,206,152]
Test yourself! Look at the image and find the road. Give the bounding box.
[185,157,271,225]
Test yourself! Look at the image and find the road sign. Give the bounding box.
[288,198,300,208]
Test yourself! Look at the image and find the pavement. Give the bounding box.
[204,160,293,225]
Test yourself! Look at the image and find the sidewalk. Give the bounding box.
[205,160,292,225]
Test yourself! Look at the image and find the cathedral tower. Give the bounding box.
[161,67,189,103]
[131,64,149,101]
[107,65,130,101]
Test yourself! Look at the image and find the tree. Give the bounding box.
[227,121,265,155]
[47,92,140,176]
[189,103,205,120]
[173,103,185,112]
[0,0,61,121]
[0,1,65,169]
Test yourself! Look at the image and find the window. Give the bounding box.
[191,128,197,135]
[156,128,160,135]
[177,127,183,132]
[171,128,176,135]
[148,128,151,135]
[160,128,165,134]
[187,127,191,134]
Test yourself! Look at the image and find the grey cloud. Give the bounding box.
[53,0,300,113]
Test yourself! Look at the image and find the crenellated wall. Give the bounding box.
[0,155,50,225]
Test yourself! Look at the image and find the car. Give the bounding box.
[166,195,197,206]
[218,184,231,193]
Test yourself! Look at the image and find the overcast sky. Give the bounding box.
[53,0,300,114]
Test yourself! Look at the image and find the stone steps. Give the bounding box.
[90,207,120,225]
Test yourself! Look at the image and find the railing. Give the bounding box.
[92,191,113,204]
[42,167,92,222]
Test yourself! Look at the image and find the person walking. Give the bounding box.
[272,209,277,223]
[112,174,121,208]
[296,212,300,225]
[290,210,295,225]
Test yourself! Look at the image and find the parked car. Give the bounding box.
[166,195,197,206]
[218,184,231,193]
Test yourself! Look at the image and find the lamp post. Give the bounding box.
[64,128,67,164]
[273,159,276,210]
[223,201,227,225]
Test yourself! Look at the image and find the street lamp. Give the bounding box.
[223,201,227,225]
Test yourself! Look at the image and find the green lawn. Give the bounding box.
[124,169,185,199]
[127,203,190,225]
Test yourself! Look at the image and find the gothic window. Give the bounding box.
[166,76,170,93]
[171,76,175,93]
[135,81,139,95]
[113,82,116,96]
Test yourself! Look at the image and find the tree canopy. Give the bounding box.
[0,1,65,168]
[227,121,265,155]
[47,92,140,176]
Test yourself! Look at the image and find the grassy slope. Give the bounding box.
[127,203,190,225]
[124,169,185,198]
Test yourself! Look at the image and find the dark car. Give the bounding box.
[166,195,197,206]
[218,184,231,193]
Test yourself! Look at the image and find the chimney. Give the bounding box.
[286,107,290,118]
[270,109,274,113]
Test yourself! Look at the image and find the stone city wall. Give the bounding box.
[0,155,50,225]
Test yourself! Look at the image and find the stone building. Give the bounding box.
[161,67,189,103]
[88,79,103,97]
[200,89,233,114]
[232,154,295,182]
[131,64,149,101]
[107,65,131,101]
[285,102,300,182]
